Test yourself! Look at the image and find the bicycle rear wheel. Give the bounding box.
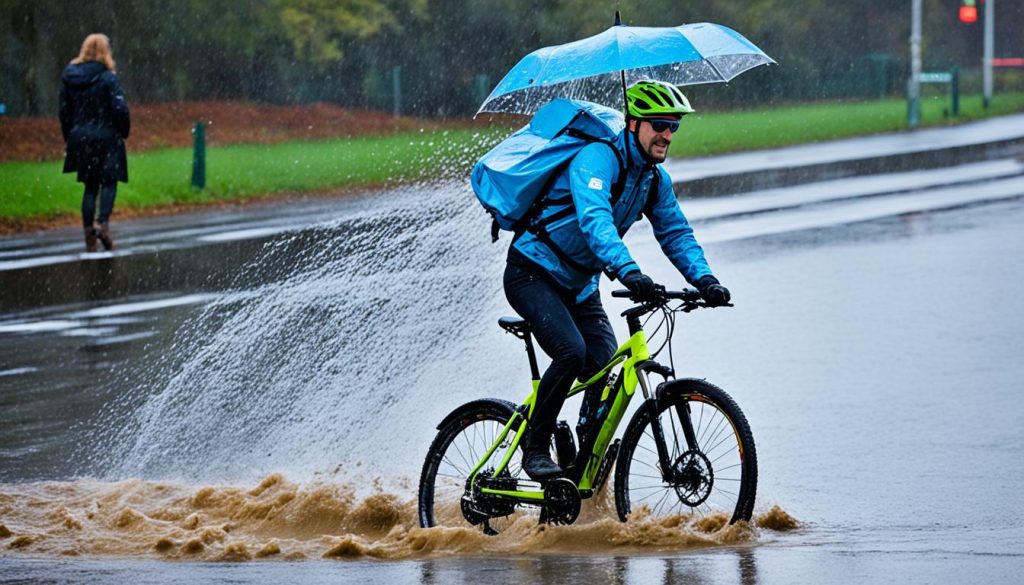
[418,398,530,534]
[614,379,757,525]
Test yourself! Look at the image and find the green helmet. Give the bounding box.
[625,80,695,118]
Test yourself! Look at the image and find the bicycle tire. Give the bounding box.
[614,378,757,525]
[418,398,528,533]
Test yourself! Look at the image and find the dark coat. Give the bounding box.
[59,61,131,184]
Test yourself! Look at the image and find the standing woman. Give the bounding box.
[60,33,130,252]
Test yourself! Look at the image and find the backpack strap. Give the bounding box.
[528,166,659,278]
[490,216,501,242]
[521,138,643,277]
[525,132,627,229]
[502,130,626,243]
[498,110,598,240]
[523,139,623,250]
[506,127,642,277]
[505,156,576,238]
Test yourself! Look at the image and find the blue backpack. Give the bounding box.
[471,99,630,242]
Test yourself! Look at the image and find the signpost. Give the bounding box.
[919,69,960,118]
[908,0,922,128]
[983,0,995,108]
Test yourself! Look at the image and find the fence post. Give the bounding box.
[473,74,491,106]
[950,67,960,117]
[191,122,206,189]
[908,0,922,128]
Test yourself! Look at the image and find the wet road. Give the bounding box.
[2,149,1024,580]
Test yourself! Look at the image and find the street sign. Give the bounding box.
[920,72,953,83]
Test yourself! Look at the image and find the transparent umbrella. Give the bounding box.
[478,14,775,116]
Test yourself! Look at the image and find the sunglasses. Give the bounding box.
[646,119,680,133]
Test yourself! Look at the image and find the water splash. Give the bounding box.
[0,474,793,560]
[94,180,523,485]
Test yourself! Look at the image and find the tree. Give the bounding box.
[277,0,400,66]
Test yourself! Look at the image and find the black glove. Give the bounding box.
[696,275,731,306]
[622,270,658,302]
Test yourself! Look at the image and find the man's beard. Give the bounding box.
[647,138,670,163]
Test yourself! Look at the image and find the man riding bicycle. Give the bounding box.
[503,80,731,481]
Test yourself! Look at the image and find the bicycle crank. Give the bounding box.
[539,478,581,525]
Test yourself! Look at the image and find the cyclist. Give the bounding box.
[503,80,731,480]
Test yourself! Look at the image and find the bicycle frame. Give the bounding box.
[467,325,661,503]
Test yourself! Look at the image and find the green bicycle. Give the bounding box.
[418,288,757,533]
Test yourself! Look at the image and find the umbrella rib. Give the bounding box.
[702,55,728,83]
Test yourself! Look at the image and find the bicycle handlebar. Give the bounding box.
[611,287,701,302]
[612,287,732,320]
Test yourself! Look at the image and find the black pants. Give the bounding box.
[81,181,117,228]
[503,259,617,443]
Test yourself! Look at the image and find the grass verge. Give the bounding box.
[2,92,1022,225]
[0,127,506,223]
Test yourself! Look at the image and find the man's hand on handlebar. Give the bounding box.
[621,270,661,303]
[613,275,732,309]
[696,275,731,307]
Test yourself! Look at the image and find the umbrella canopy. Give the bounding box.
[478,22,775,116]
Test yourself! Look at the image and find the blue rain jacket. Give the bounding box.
[512,130,713,302]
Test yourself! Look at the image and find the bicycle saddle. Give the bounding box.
[498,316,530,336]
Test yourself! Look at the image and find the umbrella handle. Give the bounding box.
[615,9,631,170]
[619,68,631,170]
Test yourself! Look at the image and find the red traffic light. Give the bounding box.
[959,5,978,23]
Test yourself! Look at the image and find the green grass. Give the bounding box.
[0,127,507,220]
[2,92,1023,221]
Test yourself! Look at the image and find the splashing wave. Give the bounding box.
[0,474,795,560]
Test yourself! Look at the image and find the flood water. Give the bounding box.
[1,158,1023,582]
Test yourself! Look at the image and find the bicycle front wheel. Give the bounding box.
[418,398,528,534]
[614,379,757,525]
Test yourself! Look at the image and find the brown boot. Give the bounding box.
[96,223,114,251]
[84,227,98,252]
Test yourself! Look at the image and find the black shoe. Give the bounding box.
[83,227,98,253]
[96,223,114,251]
[522,446,563,481]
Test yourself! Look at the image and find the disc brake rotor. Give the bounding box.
[672,449,714,506]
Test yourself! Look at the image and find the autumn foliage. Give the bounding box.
[0,101,440,163]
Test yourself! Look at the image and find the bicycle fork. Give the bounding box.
[635,361,694,484]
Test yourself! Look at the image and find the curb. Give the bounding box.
[679,138,1024,198]
[664,112,1024,198]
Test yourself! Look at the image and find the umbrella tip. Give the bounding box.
[614,10,621,26]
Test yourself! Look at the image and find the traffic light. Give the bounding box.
[960,0,978,23]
